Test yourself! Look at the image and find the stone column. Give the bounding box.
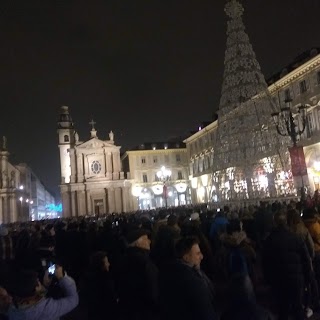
[115,188,122,213]
[107,188,115,213]
[2,197,8,224]
[61,192,71,218]
[71,191,77,217]
[121,187,128,212]
[112,151,120,180]
[86,191,92,214]
[77,191,86,216]
[106,153,113,180]
[76,153,84,182]
[70,149,76,183]
[10,195,17,222]
[1,151,9,189]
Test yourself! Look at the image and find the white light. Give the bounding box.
[201,174,208,187]
[19,185,24,190]
[175,182,187,193]
[168,191,173,197]
[30,201,34,204]
[19,197,23,202]
[198,186,205,197]
[26,199,29,203]
[191,178,197,189]
[314,161,320,172]
[132,185,142,197]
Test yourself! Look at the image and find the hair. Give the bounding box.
[273,211,287,227]
[227,219,242,234]
[90,251,107,272]
[175,237,199,259]
[287,209,301,227]
[167,214,178,227]
[10,270,38,298]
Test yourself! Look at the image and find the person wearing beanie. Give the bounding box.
[117,228,158,320]
[7,266,78,320]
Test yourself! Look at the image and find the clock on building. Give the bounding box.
[91,160,102,174]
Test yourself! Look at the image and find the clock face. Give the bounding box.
[91,160,102,174]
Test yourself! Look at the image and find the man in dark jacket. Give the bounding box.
[117,229,158,320]
[263,211,312,320]
[160,237,217,320]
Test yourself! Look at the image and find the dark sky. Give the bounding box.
[0,0,319,198]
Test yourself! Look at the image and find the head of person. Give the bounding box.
[287,209,301,227]
[227,219,242,235]
[10,270,42,299]
[45,224,55,236]
[90,251,110,272]
[273,211,287,228]
[126,229,151,250]
[167,214,178,227]
[175,237,203,268]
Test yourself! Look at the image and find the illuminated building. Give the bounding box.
[57,106,134,217]
[121,142,190,210]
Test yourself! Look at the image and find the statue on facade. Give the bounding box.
[74,132,79,143]
[109,130,114,141]
[2,136,7,150]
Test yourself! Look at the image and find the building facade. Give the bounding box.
[185,48,320,204]
[0,140,55,222]
[121,142,190,210]
[57,106,134,217]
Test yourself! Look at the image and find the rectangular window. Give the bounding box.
[178,171,183,180]
[300,80,307,94]
[143,174,148,183]
[176,154,181,162]
[153,156,157,164]
[141,157,146,164]
[284,88,291,101]
[306,113,314,138]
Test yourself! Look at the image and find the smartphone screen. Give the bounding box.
[48,264,56,275]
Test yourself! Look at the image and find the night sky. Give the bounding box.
[0,0,319,198]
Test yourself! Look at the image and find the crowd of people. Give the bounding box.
[0,199,319,319]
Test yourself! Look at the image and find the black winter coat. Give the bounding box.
[117,247,159,320]
[159,261,217,320]
[263,226,312,286]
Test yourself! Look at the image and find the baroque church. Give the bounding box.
[57,106,134,217]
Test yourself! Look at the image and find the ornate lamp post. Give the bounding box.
[271,98,308,199]
[157,166,172,208]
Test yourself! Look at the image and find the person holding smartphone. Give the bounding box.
[7,265,78,320]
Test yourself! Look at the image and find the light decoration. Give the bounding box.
[201,174,209,187]
[191,178,197,189]
[132,185,142,197]
[152,184,163,195]
[175,182,187,193]
[314,161,320,172]
[45,203,63,213]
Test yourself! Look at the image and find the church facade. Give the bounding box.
[57,106,134,217]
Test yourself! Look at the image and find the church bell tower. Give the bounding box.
[57,106,75,184]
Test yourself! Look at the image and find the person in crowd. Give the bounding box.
[0,227,14,269]
[209,208,228,251]
[83,251,117,320]
[263,211,312,320]
[151,215,180,268]
[160,237,217,320]
[221,274,273,320]
[0,287,12,320]
[117,228,158,320]
[7,265,78,320]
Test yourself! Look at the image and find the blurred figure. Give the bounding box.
[221,275,273,320]
[7,265,78,320]
[117,229,158,320]
[83,251,117,320]
[263,211,311,320]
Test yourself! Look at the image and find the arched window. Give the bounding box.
[64,135,69,142]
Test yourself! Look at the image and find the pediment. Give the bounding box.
[76,138,117,150]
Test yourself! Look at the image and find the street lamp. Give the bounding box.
[271,98,308,199]
[157,166,172,208]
